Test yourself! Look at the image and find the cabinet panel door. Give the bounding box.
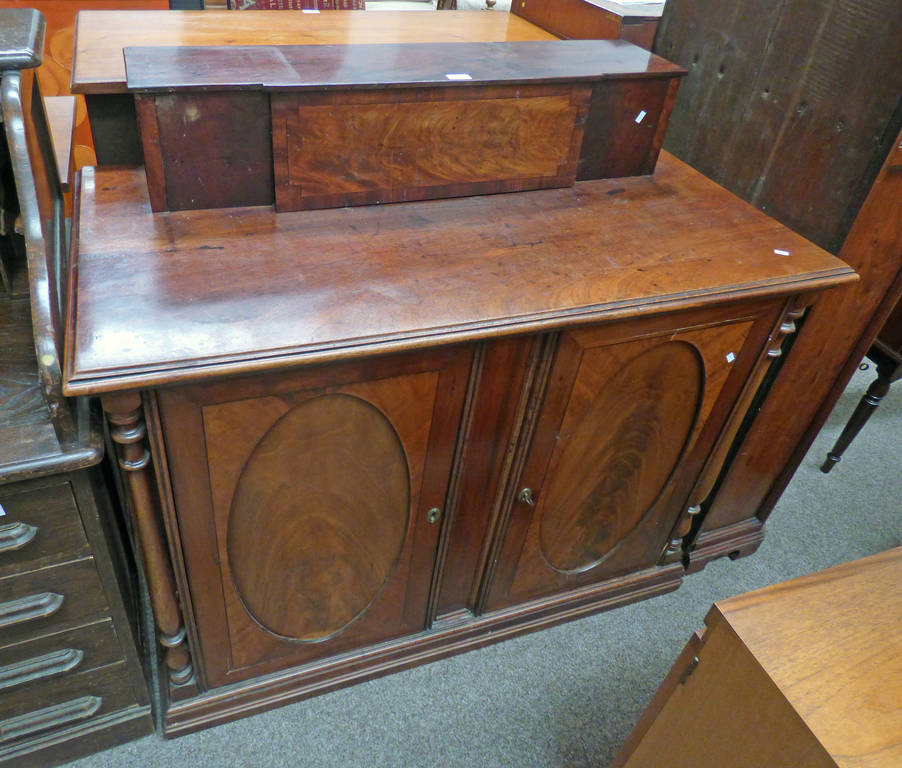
[157,347,472,688]
[485,304,777,610]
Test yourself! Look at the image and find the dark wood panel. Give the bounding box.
[577,77,677,179]
[0,558,109,651]
[0,621,122,695]
[65,154,854,396]
[136,91,273,211]
[72,10,558,95]
[0,480,89,577]
[272,85,586,211]
[435,337,536,618]
[124,40,683,91]
[0,661,137,731]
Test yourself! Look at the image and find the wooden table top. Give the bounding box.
[64,152,854,395]
[711,547,902,767]
[71,10,557,94]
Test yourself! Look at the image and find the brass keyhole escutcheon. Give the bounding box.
[427,507,442,524]
[518,487,535,507]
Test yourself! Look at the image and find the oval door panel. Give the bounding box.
[538,341,703,573]
[227,393,410,641]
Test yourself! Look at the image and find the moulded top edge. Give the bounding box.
[123,40,687,93]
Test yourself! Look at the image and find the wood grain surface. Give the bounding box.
[157,347,471,686]
[717,547,902,767]
[485,308,764,609]
[123,40,682,91]
[615,548,902,768]
[65,153,854,396]
[225,393,410,642]
[272,85,586,211]
[72,10,557,94]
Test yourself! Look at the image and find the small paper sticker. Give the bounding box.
[302,8,319,12]
[635,110,647,124]
[446,73,473,81]
[774,248,791,256]
[726,352,736,363]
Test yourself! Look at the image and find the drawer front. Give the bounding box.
[0,559,109,648]
[0,620,123,694]
[0,661,139,744]
[0,481,89,577]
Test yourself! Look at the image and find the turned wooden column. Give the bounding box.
[662,299,807,562]
[101,391,193,686]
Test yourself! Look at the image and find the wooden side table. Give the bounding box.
[612,547,902,768]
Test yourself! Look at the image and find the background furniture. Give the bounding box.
[654,0,902,564]
[0,9,152,766]
[512,0,665,51]
[612,545,902,767]
[821,296,902,473]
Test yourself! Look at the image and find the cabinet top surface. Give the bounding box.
[72,10,557,94]
[64,152,854,395]
[123,39,683,93]
[713,547,902,767]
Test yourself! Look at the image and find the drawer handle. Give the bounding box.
[0,522,38,553]
[0,648,84,691]
[0,695,102,743]
[0,592,64,629]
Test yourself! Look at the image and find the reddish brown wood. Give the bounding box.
[513,0,638,42]
[272,84,588,212]
[484,301,776,609]
[64,153,853,397]
[100,391,193,686]
[156,347,472,687]
[577,77,676,179]
[163,561,684,735]
[125,41,683,212]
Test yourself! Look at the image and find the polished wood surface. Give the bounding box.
[130,39,682,212]
[71,10,558,94]
[64,152,854,396]
[124,40,681,90]
[615,547,902,767]
[484,302,775,610]
[156,347,471,687]
[271,84,587,211]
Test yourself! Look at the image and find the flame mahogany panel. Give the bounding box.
[157,346,472,687]
[485,303,775,610]
[272,85,588,212]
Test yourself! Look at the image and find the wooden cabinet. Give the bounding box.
[155,346,472,687]
[62,10,857,736]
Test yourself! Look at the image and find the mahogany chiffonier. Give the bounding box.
[0,10,152,765]
[63,10,855,735]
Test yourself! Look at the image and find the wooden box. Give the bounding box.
[125,39,684,212]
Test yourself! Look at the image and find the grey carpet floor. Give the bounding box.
[68,362,902,768]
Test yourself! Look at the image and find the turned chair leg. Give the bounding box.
[821,362,893,473]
